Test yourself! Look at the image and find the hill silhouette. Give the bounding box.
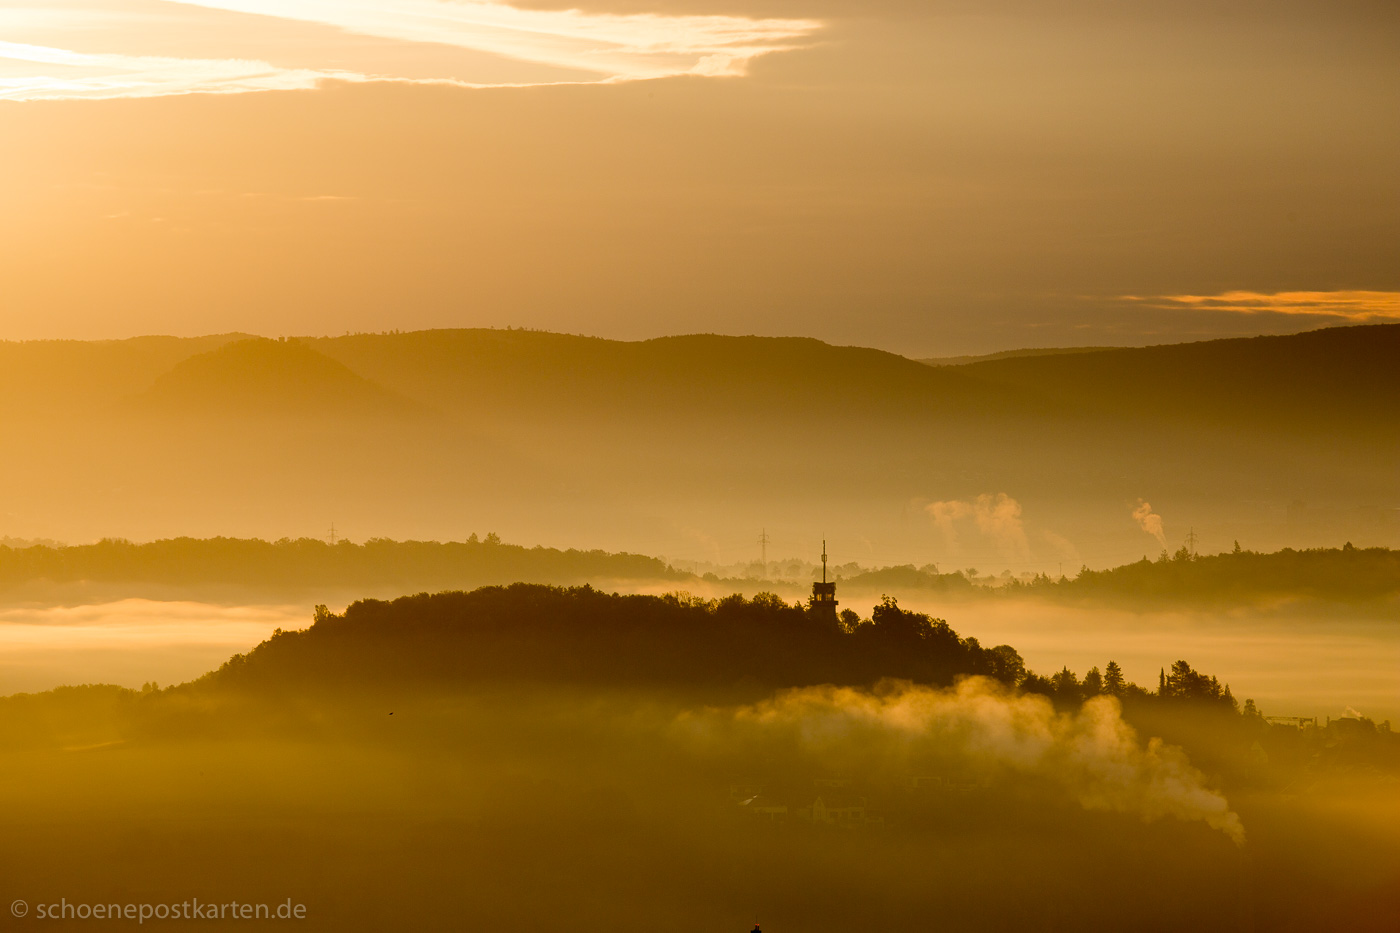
[1043,542,1400,606]
[3,535,1391,611]
[0,536,683,602]
[202,585,1026,695]
[130,337,418,418]
[293,324,1400,436]
[0,324,1392,563]
[305,329,1012,422]
[0,323,1389,431]
[950,324,1400,433]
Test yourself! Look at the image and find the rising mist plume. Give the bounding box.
[925,493,1031,561]
[1133,499,1167,548]
[680,678,1245,845]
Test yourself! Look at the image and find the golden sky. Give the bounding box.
[1,0,1396,354]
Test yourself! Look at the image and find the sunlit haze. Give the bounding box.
[1,3,1396,930]
[1,1,1396,352]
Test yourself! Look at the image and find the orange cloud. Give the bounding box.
[1128,290,1400,322]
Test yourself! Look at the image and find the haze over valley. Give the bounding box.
[3,324,1396,571]
[2,2,1396,928]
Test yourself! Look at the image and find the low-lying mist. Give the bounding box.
[1,584,1395,930]
[685,679,1244,844]
[0,599,304,696]
[1,676,1394,932]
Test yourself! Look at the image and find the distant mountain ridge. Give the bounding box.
[304,329,1011,422]
[945,324,1400,429]
[0,323,1393,563]
[0,323,1391,431]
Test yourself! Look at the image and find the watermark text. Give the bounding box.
[11,898,306,923]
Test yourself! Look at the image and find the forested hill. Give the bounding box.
[193,586,1252,725]
[200,585,1026,695]
[837,545,1400,608]
[1044,544,1400,605]
[0,537,683,599]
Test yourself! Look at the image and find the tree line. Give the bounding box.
[0,536,682,591]
[1015,542,1400,604]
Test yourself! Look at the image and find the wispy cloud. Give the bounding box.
[0,40,364,100]
[0,1,821,101]
[1125,290,1400,322]
[161,0,821,81]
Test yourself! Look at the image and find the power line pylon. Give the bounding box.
[758,529,770,568]
[1185,527,1198,556]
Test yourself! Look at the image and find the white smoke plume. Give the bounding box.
[926,499,974,550]
[679,678,1245,845]
[1132,499,1167,547]
[926,493,1030,561]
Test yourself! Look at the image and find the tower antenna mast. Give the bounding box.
[810,539,838,627]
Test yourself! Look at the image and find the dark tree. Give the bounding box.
[1082,666,1103,697]
[1050,667,1082,708]
[1102,660,1125,697]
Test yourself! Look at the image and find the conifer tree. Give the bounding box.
[1103,660,1125,697]
[1082,666,1103,696]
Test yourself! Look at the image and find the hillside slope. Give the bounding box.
[950,324,1400,432]
[0,333,246,418]
[131,338,420,418]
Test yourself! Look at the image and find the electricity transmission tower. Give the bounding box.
[758,529,770,569]
[1185,527,1198,555]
